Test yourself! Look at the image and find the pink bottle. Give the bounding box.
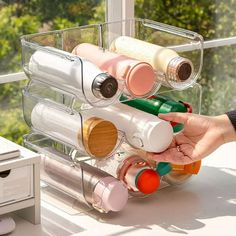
[72,43,158,97]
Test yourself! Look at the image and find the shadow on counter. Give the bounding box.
[86,165,236,235]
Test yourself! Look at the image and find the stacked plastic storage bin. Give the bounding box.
[21,19,203,213]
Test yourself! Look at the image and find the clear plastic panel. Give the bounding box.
[20,19,203,210]
[21,18,203,103]
[22,89,124,159]
[23,135,97,213]
[86,143,170,198]
[156,82,202,114]
[23,132,77,162]
[117,143,193,186]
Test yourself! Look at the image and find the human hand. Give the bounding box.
[147,112,236,164]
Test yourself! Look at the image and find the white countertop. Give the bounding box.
[7,142,236,236]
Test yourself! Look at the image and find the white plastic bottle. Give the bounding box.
[28,47,119,105]
[110,36,194,88]
[86,102,173,153]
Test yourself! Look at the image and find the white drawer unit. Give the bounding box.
[0,165,34,207]
[0,137,40,225]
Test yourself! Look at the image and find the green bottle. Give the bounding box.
[120,94,165,116]
[158,100,187,133]
[121,94,189,132]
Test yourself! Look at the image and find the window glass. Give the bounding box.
[135,0,236,115]
[0,0,105,75]
[0,81,29,144]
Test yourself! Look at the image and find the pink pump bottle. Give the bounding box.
[72,43,159,97]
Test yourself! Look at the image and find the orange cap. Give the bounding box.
[171,164,185,172]
[136,169,160,194]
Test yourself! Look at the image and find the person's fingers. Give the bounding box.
[158,112,190,125]
[168,138,177,148]
[147,148,194,165]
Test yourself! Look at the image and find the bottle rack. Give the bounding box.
[22,84,124,159]
[21,18,203,213]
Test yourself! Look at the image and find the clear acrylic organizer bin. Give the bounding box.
[21,18,203,106]
[157,82,202,114]
[21,41,124,108]
[22,83,202,213]
[21,18,203,214]
[22,87,124,160]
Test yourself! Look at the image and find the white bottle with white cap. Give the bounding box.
[87,102,173,153]
[41,148,128,213]
[28,47,119,105]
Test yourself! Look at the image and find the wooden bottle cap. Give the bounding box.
[82,117,118,158]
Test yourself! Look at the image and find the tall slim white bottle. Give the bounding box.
[86,102,173,153]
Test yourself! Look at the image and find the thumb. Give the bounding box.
[158,112,190,125]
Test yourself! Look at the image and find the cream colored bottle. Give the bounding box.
[86,102,173,153]
[110,36,194,86]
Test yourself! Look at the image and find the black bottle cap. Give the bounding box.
[92,73,118,99]
[177,62,193,81]
[167,57,193,82]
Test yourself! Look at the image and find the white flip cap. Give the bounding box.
[131,119,173,153]
[146,120,173,152]
[93,176,128,212]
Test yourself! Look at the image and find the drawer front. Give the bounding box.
[0,165,34,206]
